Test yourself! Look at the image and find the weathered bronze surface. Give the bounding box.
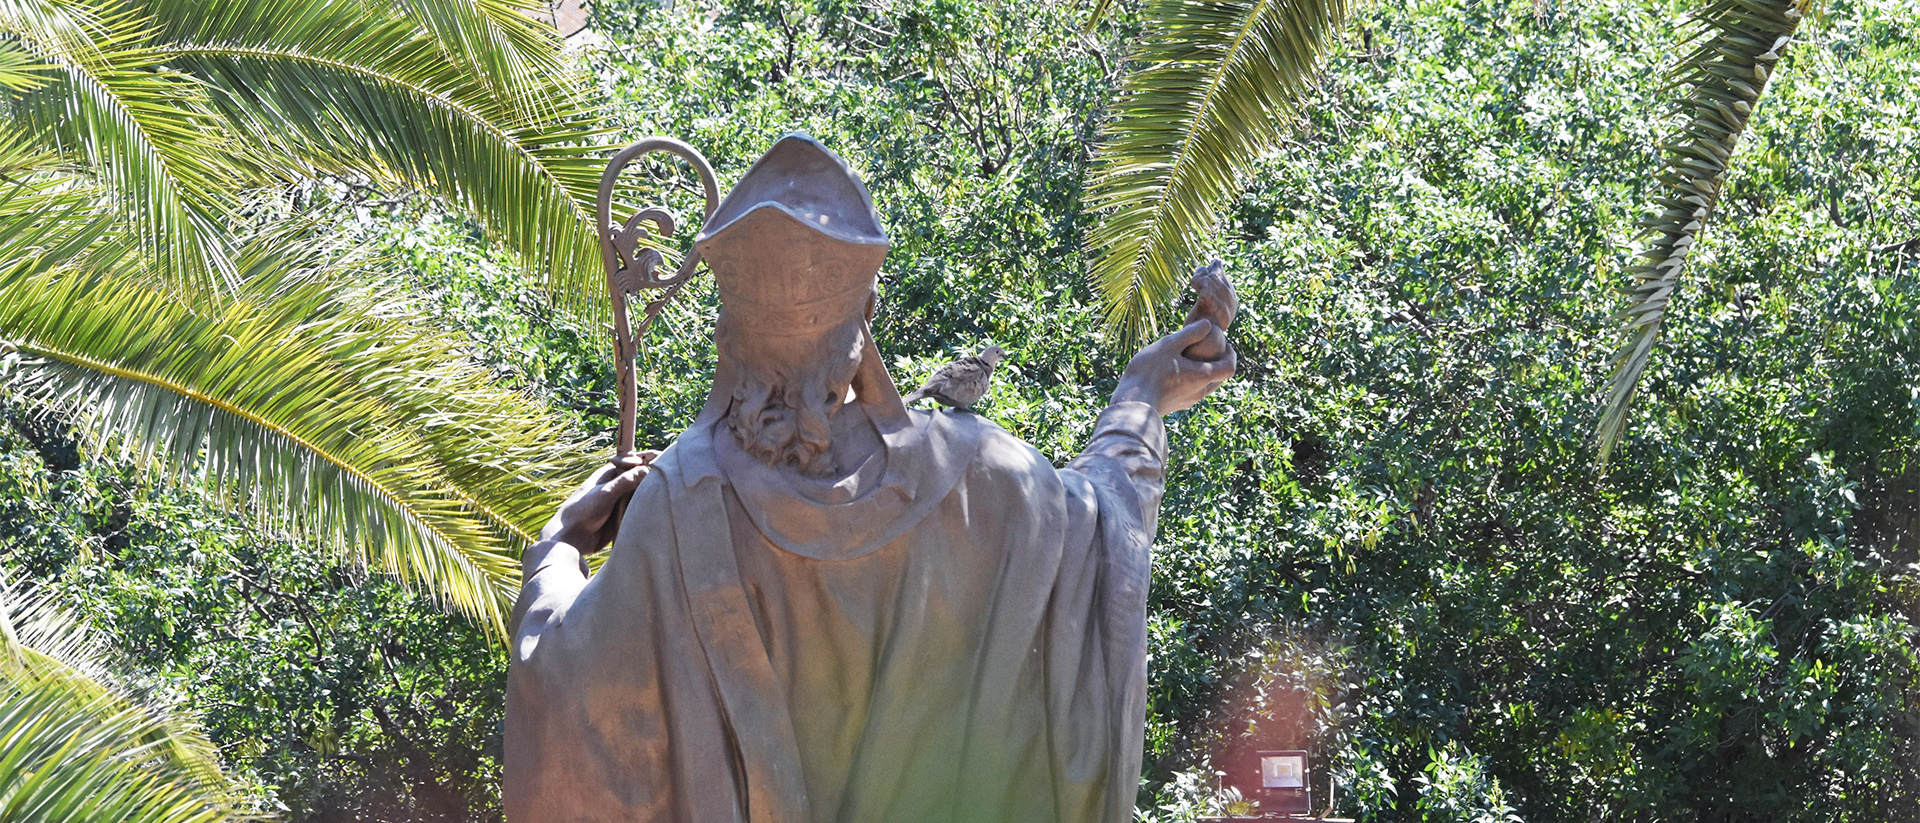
[509,133,1237,823]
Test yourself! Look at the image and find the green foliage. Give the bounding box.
[0,683,247,823]
[0,576,251,823]
[0,422,510,819]
[0,0,614,632]
[583,0,1920,818]
[0,223,598,634]
[1412,742,1521,823]
[1144,0,1920,816]
[0,0,610,305]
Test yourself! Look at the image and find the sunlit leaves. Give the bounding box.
[155,0,614,319]
[0,577,248,821]
[0,0,242,289]
[0,0,614,634]
[0,231,597,635]
[0,0,614,316]
[0,35,50,91]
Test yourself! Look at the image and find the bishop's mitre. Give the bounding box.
[695,134,891,336]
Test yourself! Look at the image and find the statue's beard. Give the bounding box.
[718,317,864,475]
[726,367,845,474]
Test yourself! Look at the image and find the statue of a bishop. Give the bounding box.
[505,134,1237,823]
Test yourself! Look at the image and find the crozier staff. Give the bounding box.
[506,133,1235,823]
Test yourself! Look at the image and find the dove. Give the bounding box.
[902,345,1006,412]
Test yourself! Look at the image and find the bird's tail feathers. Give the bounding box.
[902,388,926,405]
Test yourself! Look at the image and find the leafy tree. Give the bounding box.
[0,411,521,818]
[585,0,1920,819]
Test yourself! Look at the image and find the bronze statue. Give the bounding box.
[506,133,1236,823]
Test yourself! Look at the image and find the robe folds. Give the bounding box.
[505,401,1167,823]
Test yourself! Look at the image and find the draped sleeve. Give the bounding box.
[1066,400,1168,530]
[1046,400,1168,820]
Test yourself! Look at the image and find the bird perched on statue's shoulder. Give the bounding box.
[903,345,1006,412]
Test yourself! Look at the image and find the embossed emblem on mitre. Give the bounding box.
[694,134,890,335]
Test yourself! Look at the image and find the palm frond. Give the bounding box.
[4,0,614,320]
[0,0,612,635]
[0,0,243,288]
[225,223,600,550]
[1088,0,1120,28]
[156,0,613,320]
[0,229,597,635]
[0,575,231,796]
[0,130,115,268]
[1084,0,1349,343]
[1595,0,1806,461]
[145,0,577,119]
[379,0,574,113]
[0,679,251,823]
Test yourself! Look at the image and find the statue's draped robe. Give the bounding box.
[505,402,1166,823]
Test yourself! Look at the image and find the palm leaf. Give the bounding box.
[0,0,243,288]
[378,0,575,114]
[156,0,613,320]
[0,576,232,797]
[0,0,610,630]
[3,0,613,318]
[225,223,600,552]
[0,135,114,268]
[1595,0,1806,460]
[0,227,597,635]
[0,34,51,91]
[0,0,614,634]
[0,680,251,823]
[1084,0,1350,343]
[143,0,581,124]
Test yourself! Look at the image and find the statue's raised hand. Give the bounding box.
[1111,319,1237,415]
[1110,261,1239,414]
[540,451,658,552]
